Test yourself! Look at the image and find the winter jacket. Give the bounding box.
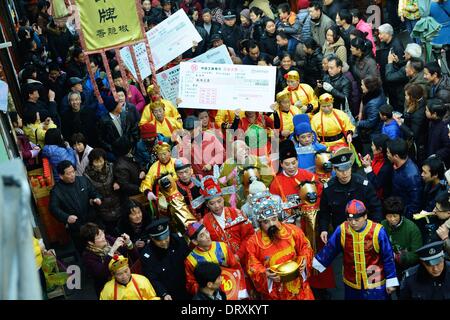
[49,175,101,231]
[427,119,450,168]
[422,181,447,212]
[42,144,77,182]
[323,1,347,21]
[260,32,278,59]
[381,217,422,271]
[430,1,450,45]
[23,100,58,125]
[430,75,450,99]
[75,145,93,177]
[97,110,139,154]
[61,106,98,147]
[357,89,386,141]
[113,155,145,197]
[301,48,323,88]
[391,158,423,219]
[82,235,140,296]
[16,131,39,170]
[250,19,266,42]
[385,63,408,84]
[322,36,347,64]
[84,163,123,223]
[376,37,405,110]
[221,24,242,52]
[127,85,146,114]
[355,19,376,57]
[321,72,352,110]
[23,120,57,147]
[342,62,361,116]
[134,135,169,171]
[297,9,312,41]
[401,100,428,162]
[366,154,393,200]
[351,55,379,85]
[310,13,335,48]
[382,120,403,140]
[276,12,302,41]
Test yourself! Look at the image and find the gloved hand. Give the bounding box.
[147,191,157,201]
[323,82,334,92]
[294,100,303,108]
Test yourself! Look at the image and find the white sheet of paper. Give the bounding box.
[156,45,233,104]
[119,42,152,81]
[178,62,276,112]
[0,80,8,112]
[146,9,202,71]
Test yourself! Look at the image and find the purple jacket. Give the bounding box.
[82,235,140,296]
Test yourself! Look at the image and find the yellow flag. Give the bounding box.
[75,0,143,51]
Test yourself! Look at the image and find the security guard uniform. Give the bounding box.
[400,241,450,300]
[140,217,191,300]
[318,147,383,233]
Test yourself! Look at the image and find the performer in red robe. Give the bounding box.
[268,140,335,293]
[246,195,315,300]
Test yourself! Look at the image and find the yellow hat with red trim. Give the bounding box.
[284,70,300,81]
[108,255,129,273]
[319,93,334,106]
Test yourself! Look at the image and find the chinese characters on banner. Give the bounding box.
[178,62,276,112]
[75,0,143,51]
[146,9,202,71]
[156,45,233,105]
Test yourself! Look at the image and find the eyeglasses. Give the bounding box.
[433,208,449,214]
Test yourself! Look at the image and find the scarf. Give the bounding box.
[371,153,385,176]
[86,242,112,259]
[85,162,113,184]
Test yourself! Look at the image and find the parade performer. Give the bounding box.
[279,70,318,116]
[311,93,355,151]
[100,255,160,300]
[246,195,315,300]
[313,200,399,300]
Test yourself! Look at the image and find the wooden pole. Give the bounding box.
[114,48,131,99]
[101,50,117,101]
[135,0,158,88]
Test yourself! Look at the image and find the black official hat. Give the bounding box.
[210,33,223,42]
[69,77,83,86]
[279,139,297,163]
[146,216,170,240]
[416,241,445,266]
[329,147,355,171]
[223,9,237,19]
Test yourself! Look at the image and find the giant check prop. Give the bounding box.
[178,62,276,112]
[146,9,202,71]
[156,45,233,105]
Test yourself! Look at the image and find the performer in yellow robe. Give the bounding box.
[140,85,181,124]
[311,93,355,151]
[214,109,246,129]
[139,101,182,139]
[140,142,177,196]
[270,91,300,139]
[279,70,318,117]
[100,255,160,300]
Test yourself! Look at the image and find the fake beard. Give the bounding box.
[267,225,280,241]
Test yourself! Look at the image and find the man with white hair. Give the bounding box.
[376,23,406,112]
[385,43,428,95]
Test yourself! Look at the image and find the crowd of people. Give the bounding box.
[13,0,450,300]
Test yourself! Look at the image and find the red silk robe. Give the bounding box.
[202,207,255,262]
[269,169,322,201]
[268,170,335,288]
[246,223,315,300]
